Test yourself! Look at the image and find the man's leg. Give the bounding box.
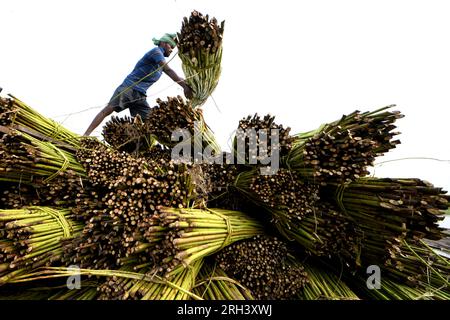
[83,104,115,136]
[83,85,131,136]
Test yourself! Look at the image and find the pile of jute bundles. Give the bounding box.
[0,10,449,300]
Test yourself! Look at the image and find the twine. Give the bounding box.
[43,142,70,183]
[36,207,73,238]
[207,208,233,250]
[335,182,350,214]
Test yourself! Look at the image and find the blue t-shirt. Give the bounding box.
[120,47,165,94]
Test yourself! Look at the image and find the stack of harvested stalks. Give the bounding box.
[1,93,449,300]
[1,10,450,300]
[177,10,224,107]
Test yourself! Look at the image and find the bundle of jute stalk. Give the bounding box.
[232,114,294,165]
[381,240,450,291]
[102,115,156,154]
[299,262,359,300]
[283,106,402,184]
[75,137,131,187]
[322,177,449,268]
[10,264,205,300]
[424,235,450,259]
[277,202,363,263]
[145,207,265,276]
[192,262,254,300]
[346,253,450,301]
[365,278,450,300]
[0,207,83,285]
[201,158,260,213]
[140,144,172,163]
[214,235,309,299]
[0,285,57,300]
[0,174,88,209]
[0,129,86,185]
[201,152,239,193]
[100,259,203,300]
[1,184,41,209]
[0,95,80,149]
[200,152,244,210]
[177,11,224,107]
[0,101,88,206]
[234,168,362,262]
[145,96,220,157]
[64,138,202,269]
[60,212,130,270]
[49,284,100,300]
[234,168,320,222]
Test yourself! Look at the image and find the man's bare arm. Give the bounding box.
[159,61,193,99]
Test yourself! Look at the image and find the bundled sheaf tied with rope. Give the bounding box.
[0,96,87,211]
[320,178,450,295]
[0,207,82,284]
[177,10,224,108]
[0,129,85,185]
[283,106,402,184]
[0,95,80,149]
[0,96,84,185]
[145,207,265,276]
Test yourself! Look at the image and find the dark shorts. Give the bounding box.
[109,85,150,119]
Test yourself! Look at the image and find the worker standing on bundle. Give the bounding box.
[83,33,193,136]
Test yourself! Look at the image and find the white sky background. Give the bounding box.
[1,0,449,224]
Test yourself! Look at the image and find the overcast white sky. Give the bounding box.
[1,0,450,224]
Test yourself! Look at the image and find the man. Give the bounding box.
[83,33,193,136]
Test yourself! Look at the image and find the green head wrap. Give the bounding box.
[152,33,177,47]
